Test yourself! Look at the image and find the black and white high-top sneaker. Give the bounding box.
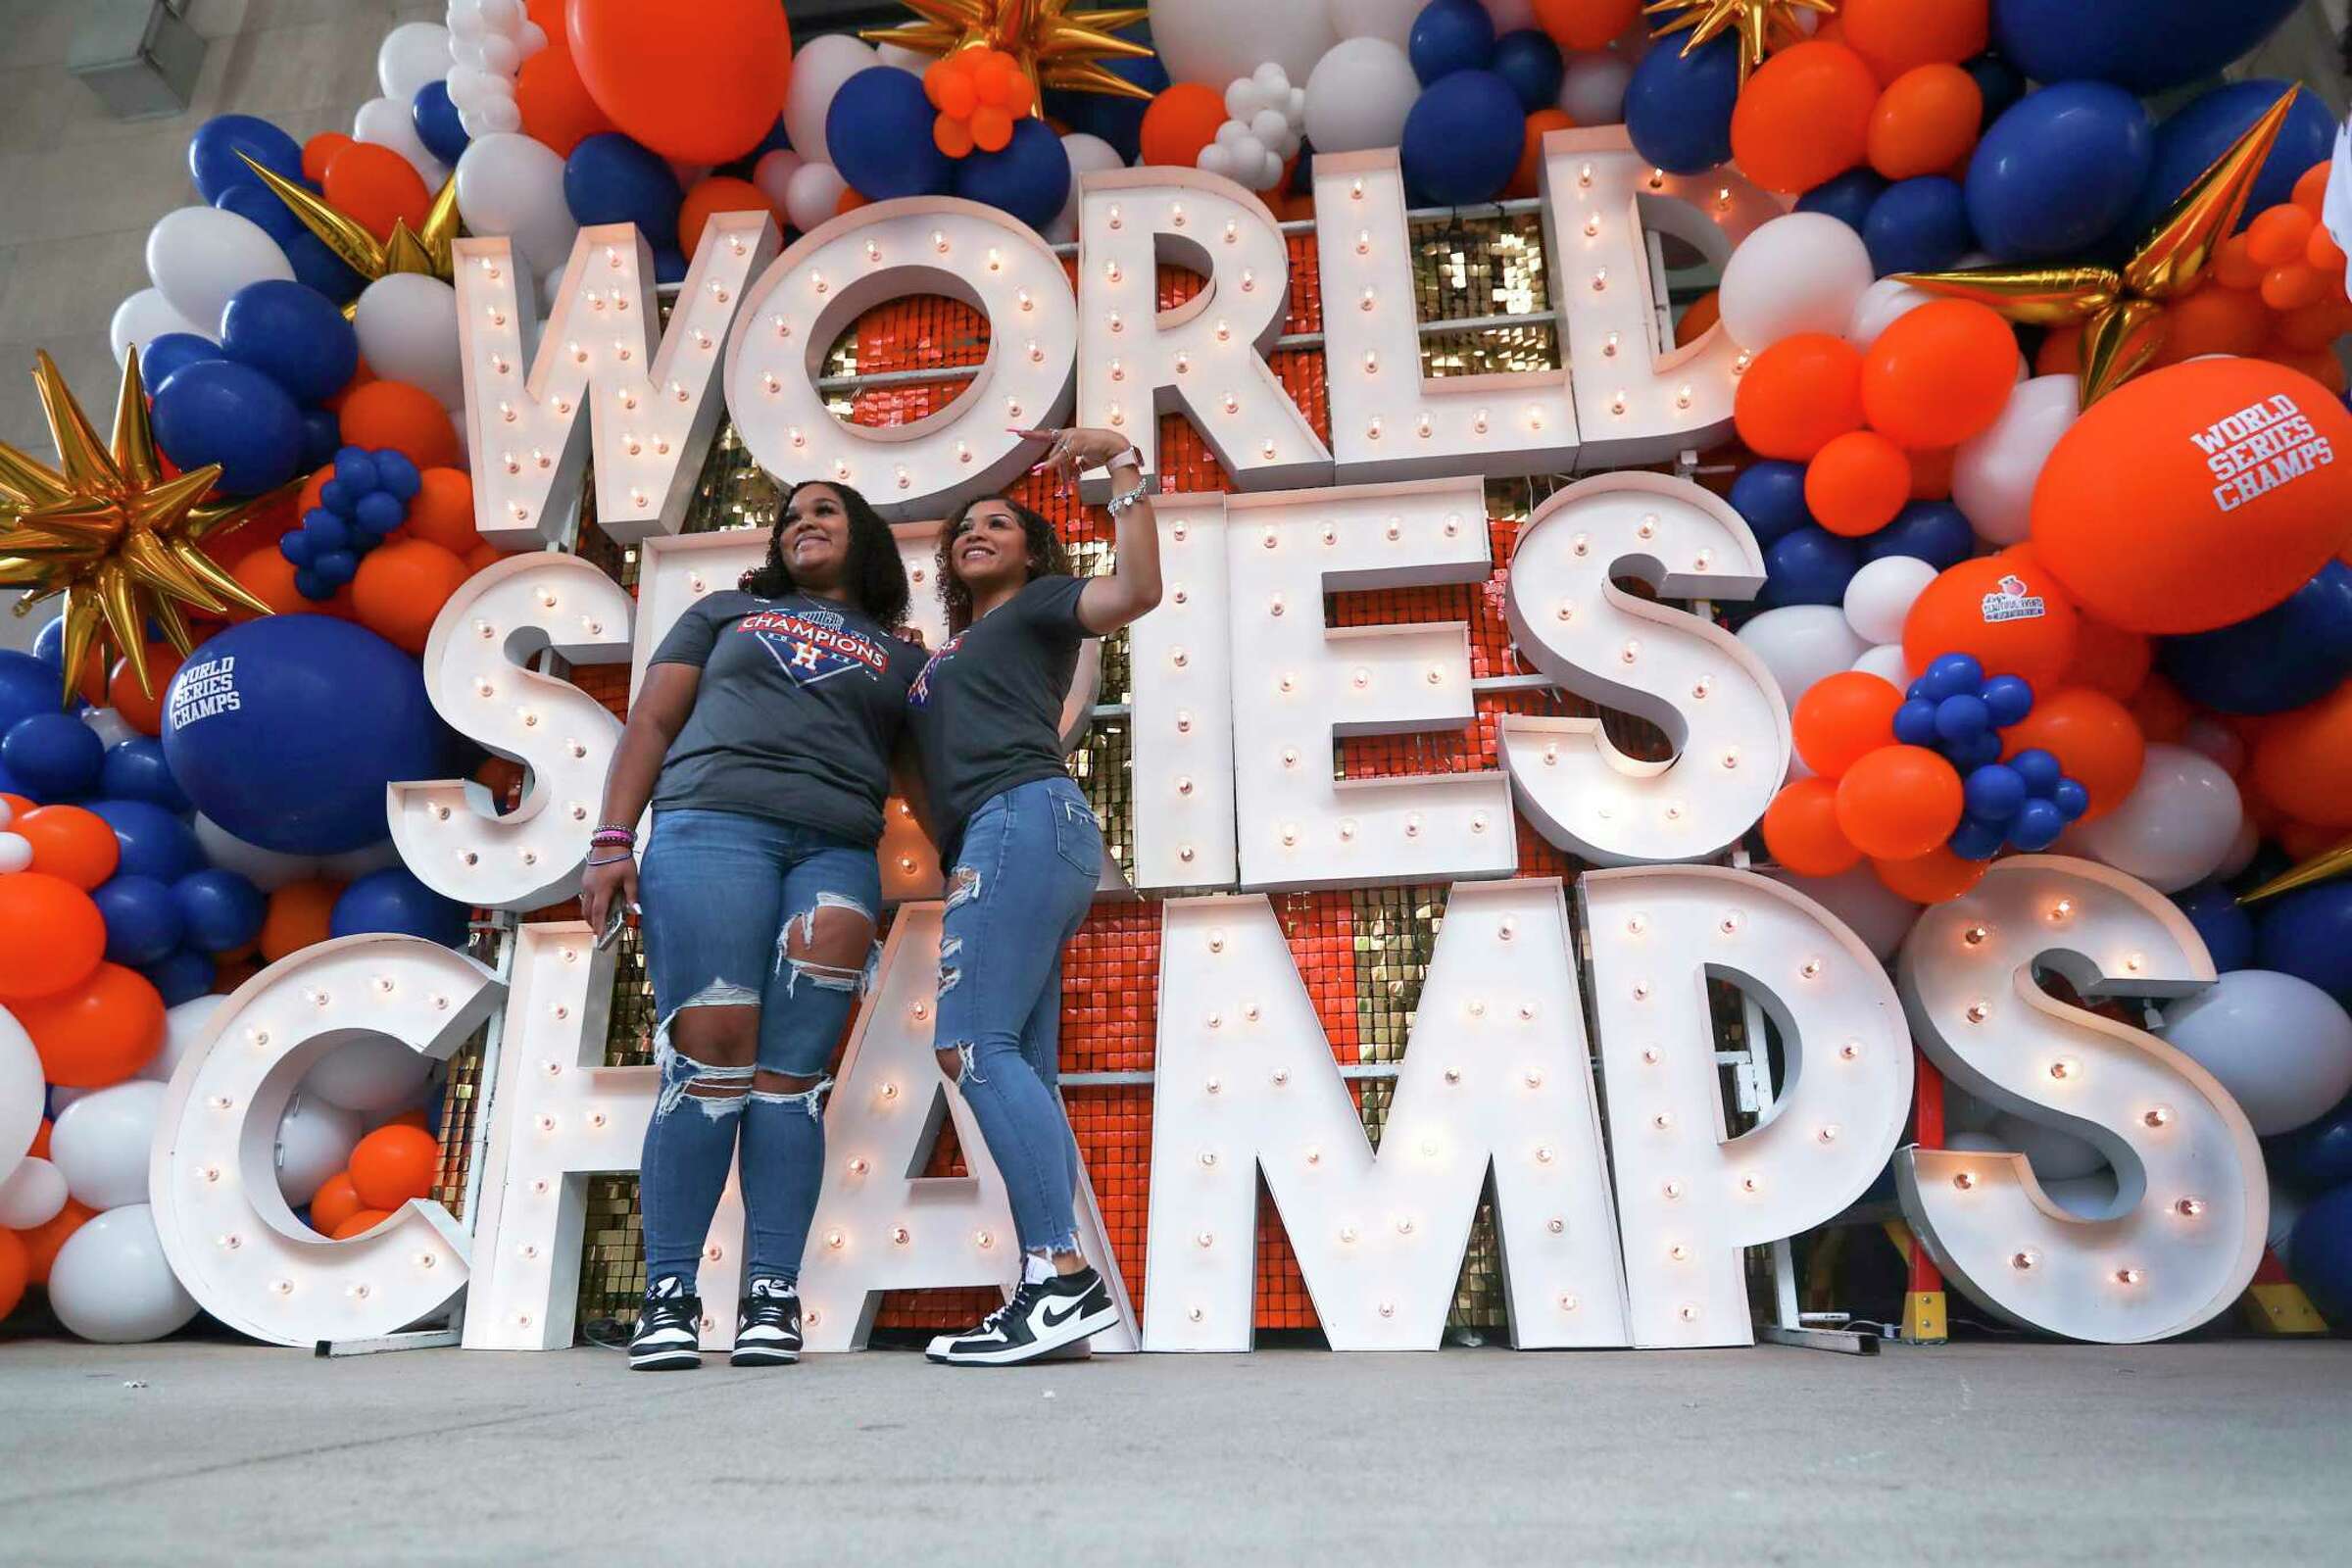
[925,1265,1117,1366]
[628,1276,702,1371]
[731,1277,803,1367]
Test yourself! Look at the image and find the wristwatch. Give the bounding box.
[1104,445,1149,514]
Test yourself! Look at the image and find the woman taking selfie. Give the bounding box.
[581,480,924,1371]
[906,425,1162,1366]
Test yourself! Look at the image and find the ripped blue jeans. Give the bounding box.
[637,808,879,1291]
[938,775,1102,1257]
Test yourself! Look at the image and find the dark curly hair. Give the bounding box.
[741,479,909,628]
[936,494,1068,632]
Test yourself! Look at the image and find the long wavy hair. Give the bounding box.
[740,479,909,628]
[936,495,1068,633]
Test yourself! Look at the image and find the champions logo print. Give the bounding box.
[737,606,889,687]
[906,634,963,710]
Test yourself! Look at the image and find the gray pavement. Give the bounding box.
[2,1335,2347,1565]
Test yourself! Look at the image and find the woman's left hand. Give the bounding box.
[1014,426,1136,484]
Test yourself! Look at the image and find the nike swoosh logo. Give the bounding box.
[1040,1298,1088,1329]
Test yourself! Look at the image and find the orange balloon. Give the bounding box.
[0,1228,25,1323]
[1867,64,1981,179]
[2273,298,2352,353]
[677,175,774,253]
[969,104,1015,154]
[383,1107,431,1131]
[1860,299,2019,450]
[1764,778,1862,876]
[2260,264,2327,313]
[1805,429,1913,536]
[2276,816,2343,859]
[261,879,343,963]
[301,132,356,185]
[2155,284,2275,365]
[1901,549,2081,693]
[1140,82,1226,169]
[1533,0,1639,49]
[402,467,478,555]
[321,143,430,244]
[514,42,615,157]
[2126,672,2193,745]
[330,1209,394,1241]
[1872,846,1988,902]
[2262,341,2351,397]
[1792,671,1905,778]
[230,548,310,619]
[2034,324,2082,376]
[2063,615,2152,700]
[212,957,258,995]
[106,643,183,736]
[310,1171,364,1237]
[12,808,120,892]
[2294,159,2331,214]
[1840,0,1989,81]
[1675,287,1720,348]
[1908,444,1955,500]
[1730,42,1878,194]
[2306,223,2346,274]
[2030,357,2352,633]
[464,541,504,574]
[2001,687,2146,821]
[566,0,792,163]
[17,1198,93,1285]
[350,1124,440,1210]
[0,793,29,819]
[353,539,472,656]
[834,185,869,218]
[933,114,976,159]
[2250,681,2352,827]
[2211,234,2265,292]
[13,961,166,1088]
[1835,745,1965,860]
[1512,108,1577,198]
[0,871,105,1004]
[337,380,459,471]
[2245,204,2316,269]
[1733,332,1865,460]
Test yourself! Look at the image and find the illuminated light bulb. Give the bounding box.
[1591,269,1607,292]
[1524,1068,1544,1089]
[2048,899,2076,923]
[1205,1075,1222,1094]
[1675,384,1692,410]
[2143,1105,2174,1128]
[1241,269,1255,292]
[1108,404,1124,427]
[1444,1067,1462,1084]
[1223,219,1239,242]
[1028,340,1045,365]
[825,1230,845,1250]
[492,355,510,374]
[1354,227,1371,254]
[1669,1243,1690,1261]
[1260,438,1276,459]
[1005,398,1023,419]
[1535,1146,1555,1164]
[1543,742,1560,765]
[1952,1171,1977,1191]
[1652,1112,1674,1131]
[1104,260,1122,284]
[1719,747,1740,772]
[1339,1224,1358,1244]
[2176,1197,2205,1217]
[1696,675,1720,699]
[1733,351,1752,374]
[1526,404,1544,431]
[1838,1039,1862,1061]
[1279,671,1297,693]
[1279,748,1298,768]
[987,248,1003,271]
[1966,1000,1991,1024]
[2123,952,2146,974]
[1800,957,1823,980]
[1176,710,1194,732]
[1359,287,1376,312]
[1213,318,1231,341]
[2048,1057,2080,1081]
[956,440,971,465]
[1740,1174,1761,1194]
[1815,1124,1840,1144]
[1637,512,1658,539]
[1178,845,1197,862]
[1610,392,1627,416]
[1473,812,1491,835]
[1281,822,1298,847]
[1498,917,1517,941]
[1602,332,1619,358]
[832,460,850,480]
[1716,185,1732,204]
[1620,639,1640,664]
[1225,392,1242,416]
[1678,1304,1700,1323]
[1582,214,1599,238]
[890,1226,910,1247]
[848,1156,869,1176]
[1338,818,1357,841]
[1196,1230,1215,1249]
[2115,1266,2146,1287]
[1468,998,1488,1018]
[1019,289,1036,314]
[1366,416,1382,440]
[809,270,827,295]
[788,425,806,448]
[1577,161,1593,186]
[1648,168,1666,188]
[880,1081,900,1102]
[930,228,949,253]
[1319,520,1337,544]
[1177,774,1197,795]
[976,1230,995,1250]
[1304,1145,1321,1165]
[1642,1047,1661,1065]
[1170,353,1185,375]
[1626,914,1647,936]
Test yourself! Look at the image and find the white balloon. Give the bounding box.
[2064,743,2237,893]
[446,63,502,112]
[1327,0,1421,46]
[318,838,404,881]
[80,706,138,751]
[1558,50,1633,125]
[783,34,880,170]
[478,33,521,75]
[0,1003,41,1176]
[0,834,29,874]
[1736,605,1868,710]
[48,1086,95,1112]
[0,1154,67,1229]
[2216,814,2262,882]
[305,1038,432,1114]
[48,1205,199,1343]
[141,997,228,1087]
[1841,555,1938,646]
[276,1092,364,1204]
[875,41,935,75]
[1984,1112,2108,1181]
[1050,133,1127,243]
[109,287,210,367]
[355,274,465,407]
[476,96,523,135]
[144,208,294,337]
[456,132,577,274]
[1717,214,1876,350]
[753,148,806,210]
[1764,864,1922,961]
[479,0,524,31]
[1152,0,1335,88]
[1302,38,1420,155]
[2159,970,2352,1137]
[192,813,318,892]
[2042,1167,2122,1219]
[354,94,448,184]
[1843,275,1932,350]
[50,1081,169,1211]
[377,22,453,100]
[1950,374,2079,547]
[783,161,850,235]
[1850,643,1913,686]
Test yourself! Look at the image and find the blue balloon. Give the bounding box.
[952,118,1072,230]
[2009,797,2066,852]
[219,279,359,405]
[318,479,356,518]
[188,114,303,204]
[149,358,303,496]
[1989,0,2302,97]
[1042,34,1166,165]
[1965,82,2152,261]
[330,866,469,947]
[1935,693,1991,742]
[1729,461,1814,545]
[314,550,359,585]
[1795,169,1886,235]
[2287,1184,2352,1324]
[652,246,688,286]
[278,529,316,570]
[1961,54,2024,128]
[374,451,421,501]
[30,617,66,670]
[1920,654,1984,701]
[2051,777,2088,821]
[1981,674,2034,727]
[173,867,268,954]
[294,567,331,602]
[1949,816,2009,860]
[160,615,451,855]
[1863,176,1973,277]
[100,737,190,813]
[1760,527,1861,608]
[1409,0,1495,82]
[1861,501,1973,570]
[0,651,61,732]
[2010,747,2061,797]
[302,512,349,554]
[1490,29,1564,111]
[299,408,341,469]
[1,712,103,800]
[564,133,685,246]
[2174,882,2255,972]
[827,68,952,201]
[137,948,216,1008]
[2273,1092,2352,1193]
[93,875,185,966]
[354,490,407,537]
[1964,762,2028,823]
[1893,699,1939,747]
[411,79,469,165]
[2254,883,2352,1004]
[2120,80,2334,243]
[335,448,381,493]
[1624,33,1739,175]
[1400,70,1525,206]
[281,227,367,304]
[2160,562,2352,715]
[213,181,304,247]
[89,800,203,882]
[1945,730,2003,772]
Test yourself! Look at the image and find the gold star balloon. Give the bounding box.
[1896,87,2299,408]
[862,0,1156,103]
[1645,0,1838,80]
[0,349,278,703]
[236,152,462,296]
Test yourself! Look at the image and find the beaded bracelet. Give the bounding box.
[589,826,635,846]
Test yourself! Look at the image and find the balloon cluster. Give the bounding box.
[1889,654,2087,856]
[278,446,424,601]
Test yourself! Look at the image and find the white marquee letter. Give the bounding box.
[1126,493,1238,889]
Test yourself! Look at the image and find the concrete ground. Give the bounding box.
[1,1336,2346,1566]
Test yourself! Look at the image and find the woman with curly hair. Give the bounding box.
[582,479,924,1371]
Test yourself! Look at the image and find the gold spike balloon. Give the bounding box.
[2238,835,2352,906]
[0,350,279,703]
[1645,0,1838,80]
[1895,88,2299,408]
[862,0,1156,104]
[236,153,462,301]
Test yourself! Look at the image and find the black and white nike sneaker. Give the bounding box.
[925,1265,1117,1366]
[731,1277,803,1367]
[628,1276,702,1371]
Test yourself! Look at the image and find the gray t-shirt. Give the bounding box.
[649,589,926,846]
[905,573,1090,860]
